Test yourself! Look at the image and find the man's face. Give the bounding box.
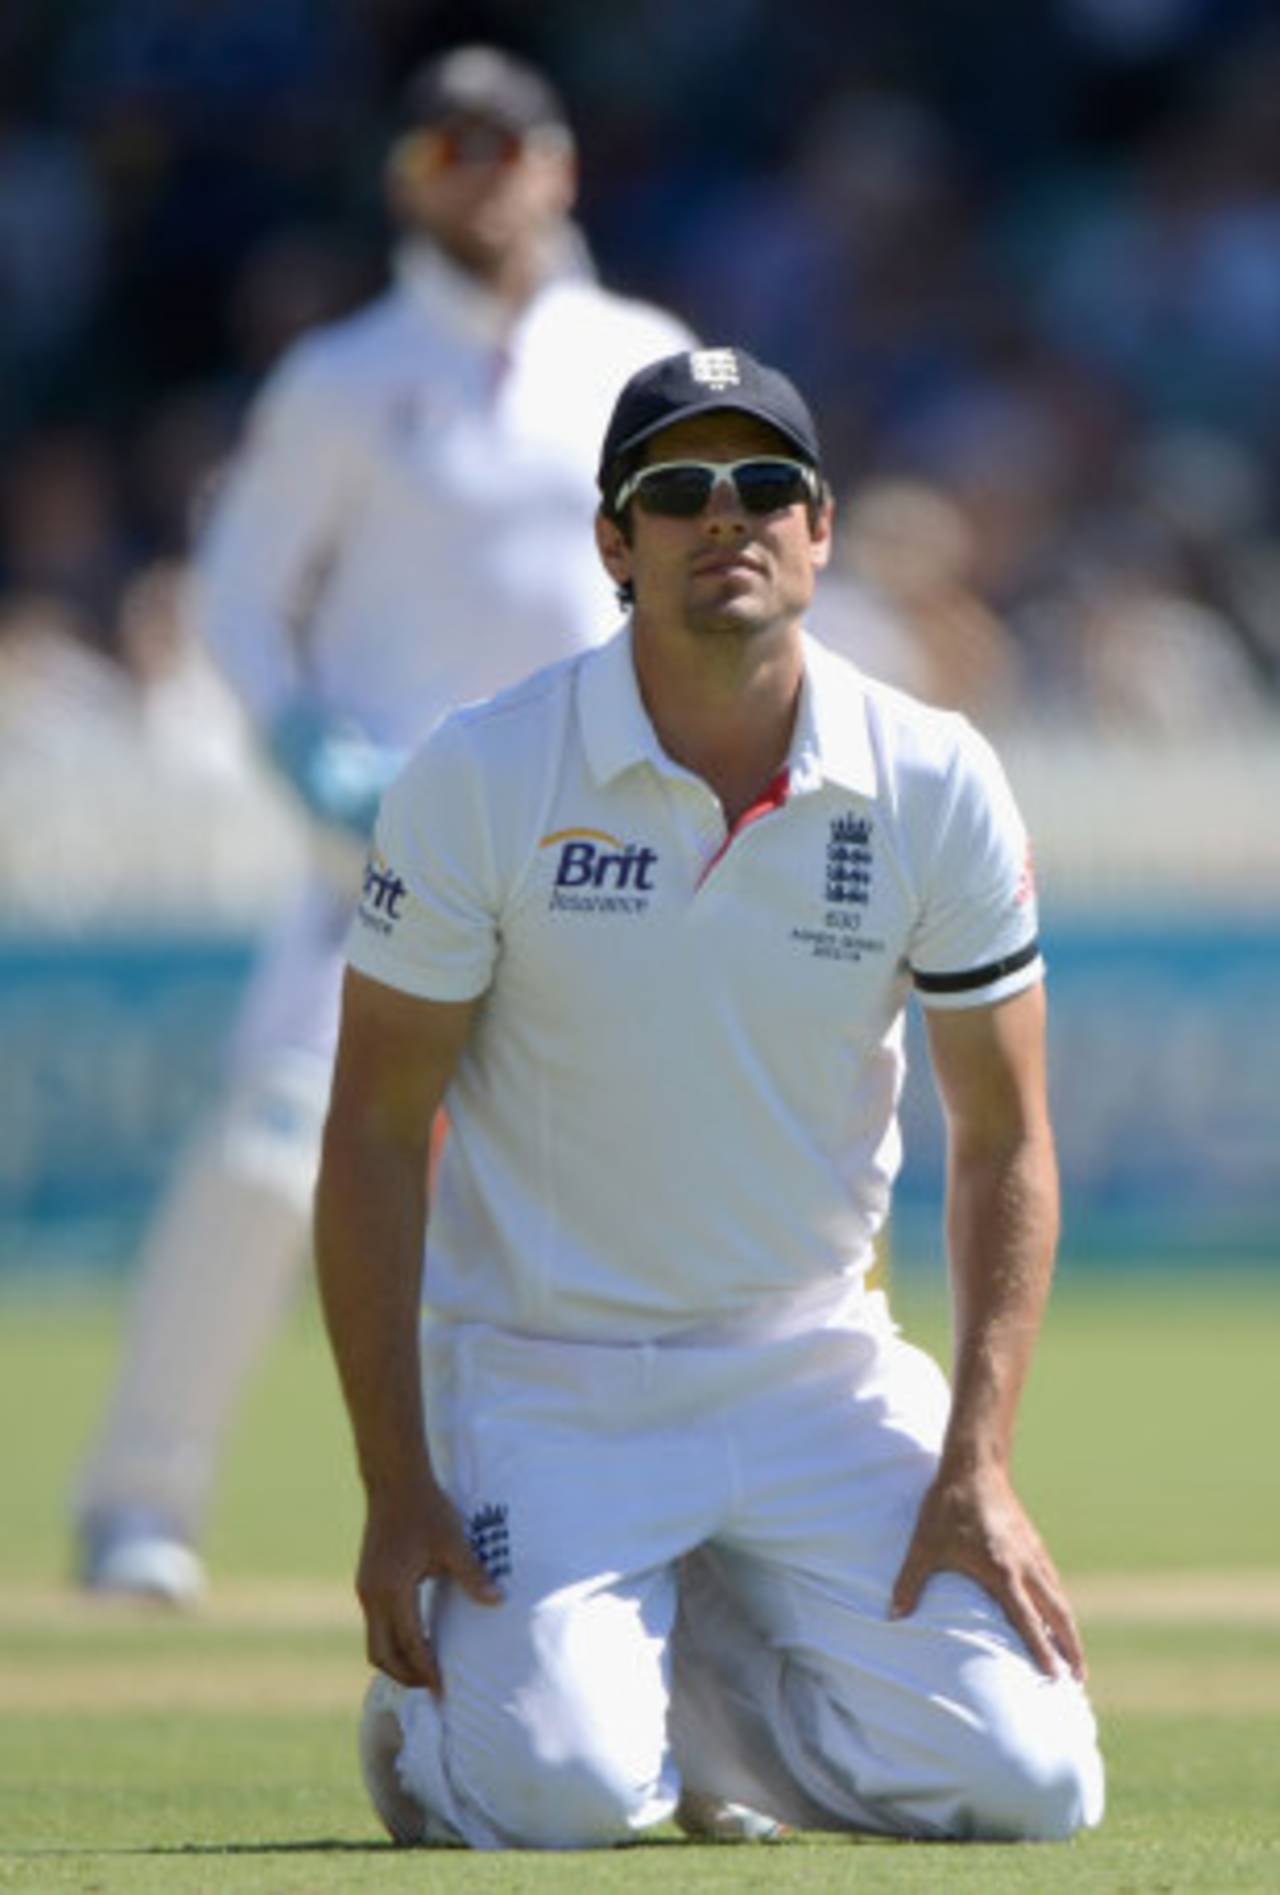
[597,412,833,642]
[388,115,576,281]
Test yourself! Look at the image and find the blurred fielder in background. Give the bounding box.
[316,345,1103,1848]
[73,43,693,1602]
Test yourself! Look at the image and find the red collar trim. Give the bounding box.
[697,766,791,886]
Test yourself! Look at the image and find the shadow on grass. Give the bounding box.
[10,1833,698,1858]
[8,1841,382,1859]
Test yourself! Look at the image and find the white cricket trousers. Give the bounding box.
[75,878,349,1539]
[370,1296,1104,1850]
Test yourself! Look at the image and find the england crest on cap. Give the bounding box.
[597,344,824,491]
[689,349,741,392]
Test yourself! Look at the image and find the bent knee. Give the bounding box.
[958,1720,1106,1841]
[465,1740,668,1849]
[389,1682,671,1850]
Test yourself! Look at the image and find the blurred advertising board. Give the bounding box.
[898,918,1280,1264]
[0,937,251,1276]
[1,921,1277,1277]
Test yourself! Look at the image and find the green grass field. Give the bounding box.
[2,1267,1278,1890]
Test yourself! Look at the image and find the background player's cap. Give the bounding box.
[598,348,824,499]
[397,45,570,137]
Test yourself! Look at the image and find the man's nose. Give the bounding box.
[701,477,747,533]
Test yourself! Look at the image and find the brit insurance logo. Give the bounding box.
[356,850,407,936]
[541,827,658,916]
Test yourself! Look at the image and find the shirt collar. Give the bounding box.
[577,625,664,786]
[392,239,509,345]
[790,632,878,798]
[578,625,878,801]
[392,225,598,346]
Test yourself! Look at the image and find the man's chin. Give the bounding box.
[686,604,772,640]
[433,217,526,277]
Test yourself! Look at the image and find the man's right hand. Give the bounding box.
[356,1478,503,1693]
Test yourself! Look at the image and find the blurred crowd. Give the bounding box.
[4,0,1280,818]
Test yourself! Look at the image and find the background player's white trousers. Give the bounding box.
[75,880,346,1539]
[73,1060,326,1537]
[365,1302,1104,1849]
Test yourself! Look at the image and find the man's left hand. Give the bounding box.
[889,1464,1086,1680]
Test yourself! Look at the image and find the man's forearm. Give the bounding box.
[313,1122,436,1500]
[939,1124,1060,1476]
[314,980,489,1685]
[898,989,1083,1673]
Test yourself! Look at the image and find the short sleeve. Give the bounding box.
[345,716,499,1001]
[908,722,1041,1010]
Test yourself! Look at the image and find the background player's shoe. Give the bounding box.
[675,1787,791,1842]
[77,1509,206,1606]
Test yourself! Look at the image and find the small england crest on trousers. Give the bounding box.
[467,1502,512,1582]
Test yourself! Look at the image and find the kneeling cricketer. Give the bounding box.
[314,345,1105,1849]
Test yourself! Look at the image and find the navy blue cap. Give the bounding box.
[398,45,569,136]
[598,347,823,498]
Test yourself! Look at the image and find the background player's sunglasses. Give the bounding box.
[419,116,528,170]
[615,457,820,518]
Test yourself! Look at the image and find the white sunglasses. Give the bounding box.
[613,456,820,518]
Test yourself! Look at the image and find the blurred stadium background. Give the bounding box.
[2,0,1279,1281]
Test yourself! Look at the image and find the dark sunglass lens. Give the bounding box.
[442,119,523,165]
[635,467,715,516]
[734,462,808,513]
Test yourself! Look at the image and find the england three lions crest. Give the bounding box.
[689,348,741,392]
[825,812,872,906]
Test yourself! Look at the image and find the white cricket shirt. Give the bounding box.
[193,242,694,747]
[348,629,1042,1343]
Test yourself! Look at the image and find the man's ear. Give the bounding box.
[809,497,836,571]
[384,131,435,219]
[537,142,578,219]
[595,510,633,588]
